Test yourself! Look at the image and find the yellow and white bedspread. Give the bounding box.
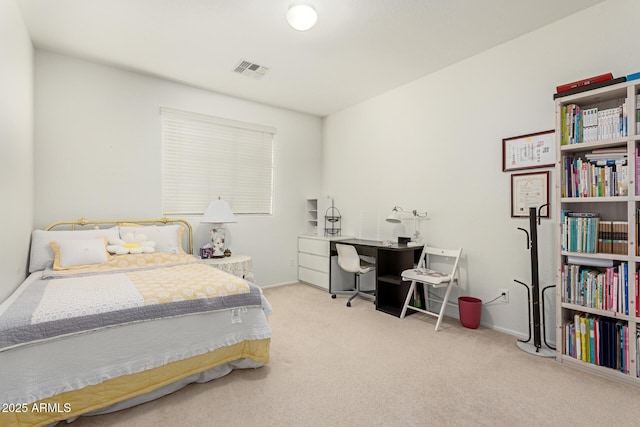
[0,253,272,427]
[0,254,258,351]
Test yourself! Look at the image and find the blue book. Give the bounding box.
[626,71,640,81]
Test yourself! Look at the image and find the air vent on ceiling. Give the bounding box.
[233,60,270,79]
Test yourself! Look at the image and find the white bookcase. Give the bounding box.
[304,197,332,236]
[555,78,640,386]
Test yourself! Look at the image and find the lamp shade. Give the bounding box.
[385,211,402,223]
[201,199,237,224]
[287,4,318,31]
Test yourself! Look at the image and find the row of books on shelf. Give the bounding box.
[561,212,599,253]
[560,150,628,198]
[561,262,634,315]
[561,212,629,255]
[561,210,640,257]
[560,101,628,145]
[562,313,631,374]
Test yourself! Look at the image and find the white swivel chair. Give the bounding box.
[400,246,462,331]
[333,244,376,307]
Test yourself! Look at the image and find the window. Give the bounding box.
[161,107,275,215]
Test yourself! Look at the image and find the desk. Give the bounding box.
[330,239,423,317]
[201,254,253,280]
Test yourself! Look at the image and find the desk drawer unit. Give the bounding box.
[298,236,330,290]
[298,237,329,256]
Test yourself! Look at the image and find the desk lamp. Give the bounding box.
[386,206,427,243]
[201,198,237,258]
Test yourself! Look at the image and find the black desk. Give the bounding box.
[330,239,423,317]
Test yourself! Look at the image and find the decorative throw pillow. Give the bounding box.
[49,238,110,270]
[29,227,120,273]
[118,225,185,254]
[107,233,156,255]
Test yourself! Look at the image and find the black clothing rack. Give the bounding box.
[515,205,555,356]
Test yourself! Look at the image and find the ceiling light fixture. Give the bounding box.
[287,4,318,31]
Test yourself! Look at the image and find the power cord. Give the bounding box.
[483,291,507,306]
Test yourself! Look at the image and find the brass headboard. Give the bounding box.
[45,217,194,254]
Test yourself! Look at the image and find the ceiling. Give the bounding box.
[17,0,605,117]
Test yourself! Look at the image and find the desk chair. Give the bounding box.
[332,243,376,307]
[400,246,462,331]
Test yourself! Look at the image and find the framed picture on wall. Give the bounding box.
[511,171,550,218]
[502,130,555,172]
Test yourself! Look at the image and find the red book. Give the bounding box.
[556,73,613,93]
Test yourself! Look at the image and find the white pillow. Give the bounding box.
[50,238,109,270]
[29,227,120,273]
[118,225,185,254]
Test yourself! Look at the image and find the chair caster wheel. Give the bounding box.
[346,302,351,307]
[331,294,336,299]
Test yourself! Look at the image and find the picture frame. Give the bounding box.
[511,171,550,218]
[502,130,555,172]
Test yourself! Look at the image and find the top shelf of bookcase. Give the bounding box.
[555,80,630,105]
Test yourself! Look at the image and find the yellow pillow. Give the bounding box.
[49,237,110,270]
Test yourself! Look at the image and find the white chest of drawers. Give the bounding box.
[297,235,349,291]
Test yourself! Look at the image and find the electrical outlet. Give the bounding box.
[290,258,295,267]
[498,288,509,303]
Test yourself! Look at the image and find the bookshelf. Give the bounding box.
[304,197,332,236]
[555,78,640,386]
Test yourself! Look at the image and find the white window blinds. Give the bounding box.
[161,107,275,215]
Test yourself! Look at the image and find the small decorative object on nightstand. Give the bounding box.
[224,249,231,257]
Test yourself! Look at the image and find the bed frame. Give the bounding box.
[45,217,194,254]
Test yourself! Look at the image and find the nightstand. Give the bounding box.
[201,254,253,281]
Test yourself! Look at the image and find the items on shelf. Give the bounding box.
[562,313,629,373]
[556,72,614,94]
[560,211,600,254]
[561,262,629,314]
[560,101,628,145]
[560,150,628,198]
[554,74,626,100]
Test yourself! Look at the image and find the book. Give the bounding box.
[626,71,640,81]
[553,77,627,99]
[575,314,582,361]
[556,73,613,93]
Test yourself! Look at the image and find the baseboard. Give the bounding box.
[260,281,299,289]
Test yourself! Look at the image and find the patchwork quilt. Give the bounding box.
[0,254,262,351]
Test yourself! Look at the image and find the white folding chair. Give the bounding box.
[400,246,462,331]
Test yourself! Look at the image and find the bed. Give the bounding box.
[0,218,272,427]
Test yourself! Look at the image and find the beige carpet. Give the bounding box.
[72,283,640,426]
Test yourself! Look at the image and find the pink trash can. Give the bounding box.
[458,296,482,329]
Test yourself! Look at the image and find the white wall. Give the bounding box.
[323,0,640,338]
[34,51,323,287]
[0,0,34,302]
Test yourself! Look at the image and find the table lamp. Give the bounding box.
[201,198,237,258]
[386,206,427,243]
